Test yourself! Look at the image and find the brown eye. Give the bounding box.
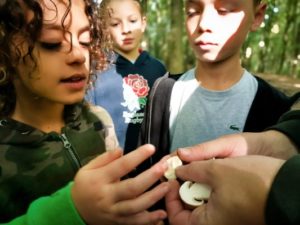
[80,41,91,47]
[217,8,230,15]
[79,31,91,48]
[186,7,200,18]
[39,42,62,50]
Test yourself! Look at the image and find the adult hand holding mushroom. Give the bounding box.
[165,155,284,225]
[165,130,296,225]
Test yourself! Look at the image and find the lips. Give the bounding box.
[60,74,87,90]
[61,74,86,83]
[194,40,218,51]
[123,38,134,44]
[195,40,217,46]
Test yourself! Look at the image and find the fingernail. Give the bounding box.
[158,212,167,220]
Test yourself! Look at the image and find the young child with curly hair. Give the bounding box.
[86,0,167,153]
[0,0,169,224]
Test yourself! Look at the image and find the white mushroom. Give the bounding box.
[179,181,212,207]
[164,156,212,208]
[164,156,183,180]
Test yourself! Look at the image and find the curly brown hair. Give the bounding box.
[100,0,144,17]
[0,0,111,117]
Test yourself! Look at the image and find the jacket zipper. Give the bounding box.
[60,133,82,169]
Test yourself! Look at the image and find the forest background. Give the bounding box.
[139,0,299,83]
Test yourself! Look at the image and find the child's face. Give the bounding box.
[14,0,90,105]
[107,0,146,54]
[185,0,265,63]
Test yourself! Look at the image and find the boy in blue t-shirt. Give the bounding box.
[139,0,300,164]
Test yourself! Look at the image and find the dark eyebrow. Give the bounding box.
[217,0,240,4]
[187,0,201,3]
[42,24,90,34]
[42,24,63,31]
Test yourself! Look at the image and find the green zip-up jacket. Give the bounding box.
[0,103,118,224]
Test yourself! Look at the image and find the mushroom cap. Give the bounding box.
[179,181,212,207]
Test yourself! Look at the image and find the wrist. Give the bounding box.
[257,130,297,159]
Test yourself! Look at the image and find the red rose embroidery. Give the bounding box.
[124,74,150,98]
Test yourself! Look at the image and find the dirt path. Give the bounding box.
[257,73,300,96]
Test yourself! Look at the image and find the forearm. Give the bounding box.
[1,183,85,225]
[268,110,300,151]
[245,130,298,159]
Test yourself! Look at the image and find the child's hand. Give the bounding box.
[71,144,170,225]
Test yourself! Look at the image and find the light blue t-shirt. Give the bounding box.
[169,68,258,152]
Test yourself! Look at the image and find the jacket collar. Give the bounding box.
[115,51,149,67]
[0,103,83,145]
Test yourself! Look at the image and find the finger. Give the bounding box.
[112,182,169,215]
[116,210,167,225]
[175,160,214,185]
[165,180,192,225]
[154,221,165,225]
[191,204,210,225]
[113,155,169,201]
[102,144,156,182]
[165,180,184,216]
[83,148,123,170]
[177,137,235,162]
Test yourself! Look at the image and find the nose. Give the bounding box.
[66,41,86,65]
[121,22,131,34]
[198,6,215,32]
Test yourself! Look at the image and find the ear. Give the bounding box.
[141,16,147,33]
[251,3,267,31]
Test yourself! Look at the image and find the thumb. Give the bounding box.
[175,160,213,185]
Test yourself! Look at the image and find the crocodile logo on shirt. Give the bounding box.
[229,125,240,131]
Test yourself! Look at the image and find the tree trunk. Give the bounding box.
[166,0,184,74]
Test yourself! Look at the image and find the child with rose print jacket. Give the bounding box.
[86,0,166,153]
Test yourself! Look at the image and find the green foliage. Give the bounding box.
[243,0,300,77]
[143,0,300,77]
